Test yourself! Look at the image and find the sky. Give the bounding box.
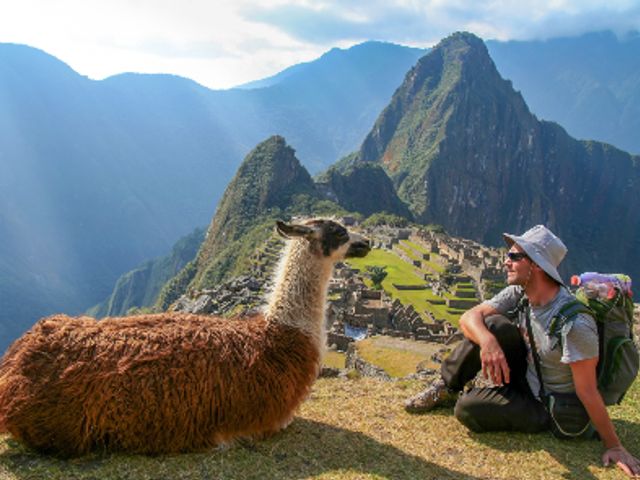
[1,0,639,90]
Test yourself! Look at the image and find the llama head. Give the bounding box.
[276,219,370,261]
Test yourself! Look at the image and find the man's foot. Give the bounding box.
[404,378,457,413]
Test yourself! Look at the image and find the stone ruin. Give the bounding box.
[171,275,265,316]
[172,222,640,380]
[406,228,506,301]
[171,222,514,355]
[326,261,462,352]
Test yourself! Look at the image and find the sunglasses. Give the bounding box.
[506,252,529,262]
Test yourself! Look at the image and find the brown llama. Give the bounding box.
[0,219,370,457]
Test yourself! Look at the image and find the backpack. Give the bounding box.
[548,285,639,406]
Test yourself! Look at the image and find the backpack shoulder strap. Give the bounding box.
[548,297,595,338]
[522,301,546,401]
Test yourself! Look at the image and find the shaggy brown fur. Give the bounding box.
[0,219,369,457]
[0,313,319,456]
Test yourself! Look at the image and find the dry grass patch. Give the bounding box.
[0,378,638,479]
[355,337,440,377]
[323,350,346,369]
[356,339,424,378]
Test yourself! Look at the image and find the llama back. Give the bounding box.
[0,313,320,455]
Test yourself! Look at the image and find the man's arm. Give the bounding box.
[459,303,511,386]
[571,358,640,477]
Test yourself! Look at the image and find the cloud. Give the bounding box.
[243,0,640,45]
[1,0,638,89]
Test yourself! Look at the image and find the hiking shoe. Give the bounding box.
[404,378,457,413]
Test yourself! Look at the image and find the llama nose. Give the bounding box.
[345,237,371,258]
[354,237,370,248]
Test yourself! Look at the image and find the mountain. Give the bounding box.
[239,41,426,91]
[0,44,240,350]
[487,31,640,155]
[100,136,416,314]
[315,156,411,218]
[156,136,347,309]
[3,31,640,350]
[353,32,640,285]
[87,227,205,318]
[0,42,423,350]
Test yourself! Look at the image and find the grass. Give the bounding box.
[355,339,429,377]
[323,351,346,369]
[349,250,456,323]
[347,248,426,286]
[355,336,442,378]
[395,242,419,261]
[399,240,445,274]
[402,240,430,255]
[1,378,637,479]
[346,248,467,325]
[360,246,475,327]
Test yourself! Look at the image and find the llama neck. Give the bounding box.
[265,240,333,347]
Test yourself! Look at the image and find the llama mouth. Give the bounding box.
[346,240,371,258]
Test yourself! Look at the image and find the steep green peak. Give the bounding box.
[185,134,348,291]
[237,135,296,176]
[432,31,498,83]
[231,135,316,210]
[358,30,515,169]
[436,31,487,55]
[396,31,492,97]
[193,135,317,279]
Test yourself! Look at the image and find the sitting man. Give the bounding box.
[405,225,639,477]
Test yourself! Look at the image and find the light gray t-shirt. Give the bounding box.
[485,286,599,397]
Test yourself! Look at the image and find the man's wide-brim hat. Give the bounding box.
[503,225,567,285]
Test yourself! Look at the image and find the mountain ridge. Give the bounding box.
[487,30,640,155]
[3,30,640,350]
[155,135,349,309]
[0,41,424,349]
[347,32,640,284]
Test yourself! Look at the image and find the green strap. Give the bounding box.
[548,300,594,337]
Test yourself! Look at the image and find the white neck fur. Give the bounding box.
[264,238,333,351]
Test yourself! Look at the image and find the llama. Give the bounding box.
[0,219,370,457]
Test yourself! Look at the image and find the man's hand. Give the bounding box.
[479,337,510,386]
[603,446,640,478]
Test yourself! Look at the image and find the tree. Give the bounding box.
[366,265,388,289]
[362,212,409,228]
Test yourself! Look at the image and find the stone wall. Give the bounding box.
[327,332,353,352]
[172,275,265,315]
[446,298,479,309]
[345,343,391,380]
[393,284,429,290]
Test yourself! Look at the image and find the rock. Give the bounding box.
[319,367,341,378]
[345,343,391,381]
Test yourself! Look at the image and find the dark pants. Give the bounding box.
[442,315,550,433]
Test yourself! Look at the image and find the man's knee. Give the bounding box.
[453,393,487,433]
[485,314,523,346]
[455,388,550,434]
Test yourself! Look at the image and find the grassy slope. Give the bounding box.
[328,335,441,378]
[355,336,439,377]
[346,247,466,325]
[1,378,637,479]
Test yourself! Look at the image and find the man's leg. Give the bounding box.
[405,314,527,413]
[442,314,527,390]
[454,385,549,433]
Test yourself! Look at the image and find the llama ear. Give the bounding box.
[275,221,314,239]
